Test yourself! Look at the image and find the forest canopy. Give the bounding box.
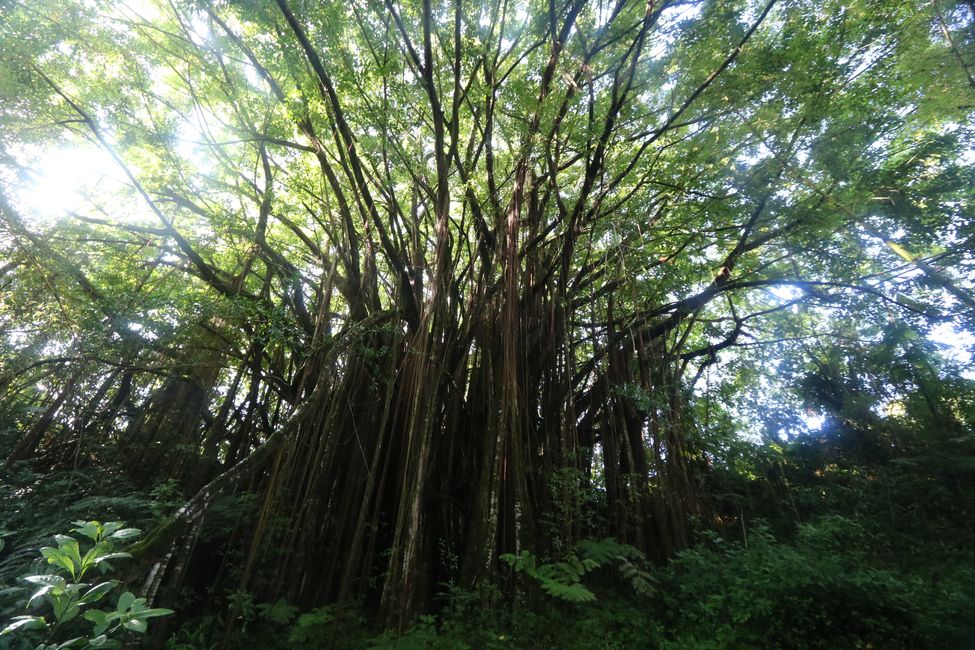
[0,0,974,646]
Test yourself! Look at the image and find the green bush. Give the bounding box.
[654,516,974,650]
[0,521,172,649]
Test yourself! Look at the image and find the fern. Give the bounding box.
[576,538,619,565]
[501,551,598,603]
[619,558,656,598]
[539,579,596,603]
[502,537,655,603]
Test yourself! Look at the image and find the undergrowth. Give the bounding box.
[157,513,974,649]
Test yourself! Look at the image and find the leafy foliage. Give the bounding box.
[653,517,974,649]
[0,0,973,645]
[0,521,172,649]
[502,538,653,603]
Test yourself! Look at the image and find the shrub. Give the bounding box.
[654,516,973,649]
[0,521,172,649]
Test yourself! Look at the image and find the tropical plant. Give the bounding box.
[0,521,172,649]
[0,0,973,642]
[502,537,653,603]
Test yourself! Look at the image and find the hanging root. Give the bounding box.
[128,311,396,602]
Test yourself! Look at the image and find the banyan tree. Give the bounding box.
[1,0,971,630]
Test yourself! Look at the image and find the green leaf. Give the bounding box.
[25,574,67,588]
[83,609,116,637]
[54,535,82,560]
[129,607,174,621]
[94,552,132,565]
[539,580,597,603]
[55,535,84,579]
[80,582,114,604]
[122,618,147,633]
[27,585,55,609]
[100,523,125,539]
[81,542,110,573]
[40,547,75,576]
[83,610,107,636]
[115,591,136,613]
[51,592,73,622]
[60,603,81,623]
[1,615,48,634]
[70,522,101,542]
[106,528,140,541]
[257,598,297,624]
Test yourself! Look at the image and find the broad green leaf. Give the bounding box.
[51,593,69,621]
[106,528,140,541]
[115,591,136,613]
[79,582,114,604]
[70,522,101,542]
[83,609,108,626]
[121,618,147,633]
[101,523,125,538]
[83,609,117,637]
[24,574,67,588]
[1,615,47,634]
[27,585,54,609]
[59,603,81,623]
[129,607,174,620]
[94,552,132,565]
[54,536,83,578]
[40,547,75,576]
